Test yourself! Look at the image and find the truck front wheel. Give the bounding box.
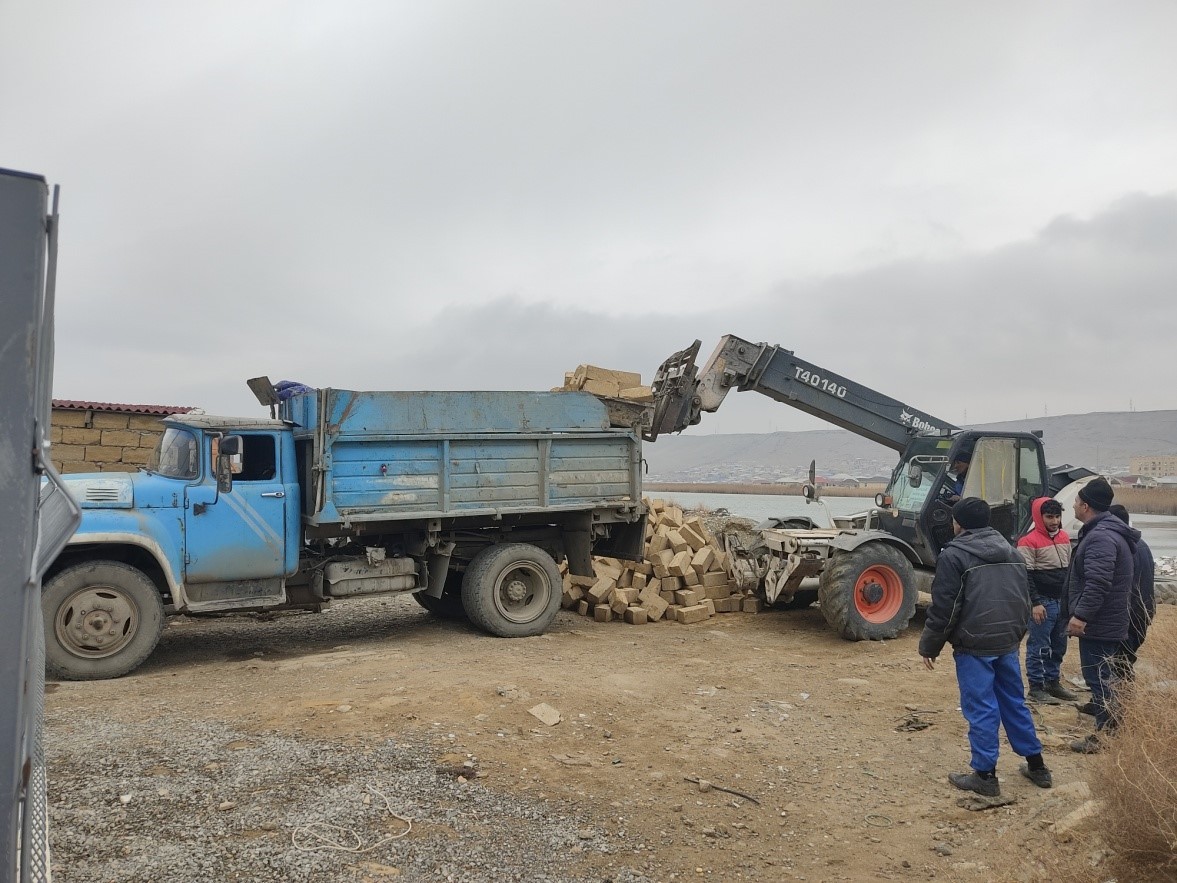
[42,561,165,680]
[462,544,562,637]
[818,544,916,641]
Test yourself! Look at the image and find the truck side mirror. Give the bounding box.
[216,435,242,494]
[907,462,923,488]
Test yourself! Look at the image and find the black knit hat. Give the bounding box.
[1078,477,1114,512]
[952,497,990,530]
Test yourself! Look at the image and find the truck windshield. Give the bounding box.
[147,428,200,479]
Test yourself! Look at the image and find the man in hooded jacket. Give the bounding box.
[1017,497,1076,704]
[1066,477,1138,752]
[920,497,1052,796]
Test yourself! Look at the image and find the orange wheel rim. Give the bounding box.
[854,565,903,623]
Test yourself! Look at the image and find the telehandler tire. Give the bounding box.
[462,543,562,637]
[818,544,916,641]
[42,561,165,680]
[412,571,468,620]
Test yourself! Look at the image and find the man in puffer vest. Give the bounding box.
[1017,498,1077,704]
[919,498,1052,796]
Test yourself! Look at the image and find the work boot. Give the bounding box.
[1076,701,1098,716]
[1071,734,1102,754]
[1045,681,1078,701]
[948,771,1000,797]
[1027,686,1062,705]
[1019,763,1053,789]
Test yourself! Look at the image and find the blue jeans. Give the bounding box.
[1078,637,1121,731]
[954,651,1043,772]
[1025,598,1068,686]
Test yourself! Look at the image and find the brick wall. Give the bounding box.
[50,409,170,474]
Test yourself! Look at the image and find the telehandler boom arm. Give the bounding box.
[647,335,958,451]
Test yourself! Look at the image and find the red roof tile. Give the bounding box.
[52,399,195,416]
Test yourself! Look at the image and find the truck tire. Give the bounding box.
[42,561,165,680]
[818,544,916,641]
[412,571,468,620]
[462,543,562,637]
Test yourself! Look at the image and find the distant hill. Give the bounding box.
[643,410,1177,482]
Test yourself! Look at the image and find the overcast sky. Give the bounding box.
[3,2,1174,434]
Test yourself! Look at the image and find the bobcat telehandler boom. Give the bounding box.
[647,336,1096,641]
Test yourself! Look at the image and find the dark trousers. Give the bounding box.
[1078,637,1121,730]
[954,651,1043,772]
[1025,598,1068,686]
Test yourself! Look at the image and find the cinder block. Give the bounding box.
[616,569,633,589]
[652,563,669,579]
[610,592,630,616]
[702,599,716,616]
[712,596,739,613]
[99,463,135,472]
[713,550,728,571]
[561,588,581,609]
[52,409,91,427]
[666,530,689,554]
[101,429,142,447]
[577,600,590,616]
[61,427,101,445]
[659,590,676,604]
[91,412,130,429]
[647,533,669,556]
[648,498,666,513]
[615,587,639,605]
[657,549,675,567]
[120,446,152,465]
[702,571,728,588]
[587,577,617,604]
[569,574,597,588]
[639,591,669,621]
[127,415,169,430]
[623,606,648,625]
[663,506,683,526]
[594,558,624,580]
[679,523,707,551]
[661,576,682,593]
[58,461,90,474]
[674,589,701,607]
[682,568,700,587]
[594,605,613,622]
[85,445,124,462]
[49,426,63,443]
[52,444,88,462]
[691,547,715,572]
[668,551,694,577]
[574,364,642,388]
[582,378,621,397]
[742,597,763,613]
[633,561,654,576]
[703,585,730,600]
[675,604,711,624]
[618,386,653,402]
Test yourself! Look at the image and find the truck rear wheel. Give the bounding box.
[412,571,468,620]
[462,543,562,637]
[42,561,165,680]
[818,544,916,641]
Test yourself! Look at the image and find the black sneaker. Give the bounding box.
[1076,701,1098,716]
[1019,763,1053,789]
[949,771,1000,797]
[1027,687,1062,705]
[1045,681,1078,701]
[1071,734,1102,754]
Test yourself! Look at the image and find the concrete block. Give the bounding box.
[702,599,716,616]
[120,446,153,465]
[91,412,130,429]
[610,592,630,616]
[702,570,728,588]
[61,427,101,445]
[675,604,711,624]
[52,444,88,462]
[593,605,613,623]
[741,597,763,613]
[577,600,590,616]
[691,547,715,572]
[639,592,669,621]
[647,533,669,556]
[127,415,169,430]
[101,429,142,447]
[594,558,623,580]
[631,572,648,592]
[569,574,597,588]
[668,551,694,577]
[587,577,616,604]
[618,385,653,402]
[574,364,642,389]
[651,563,669,579]
[703,585,730,600]
[615,587,639,605]
[674,589,701,607]
[679,523,707,551]
[582,378,621,397]
[662,506,683,526]
[682,568,700,587]
[666,530,689,554]
[660,576,682,593]
[623,606,648,625]
[52,409,91,427]
[659,590,676,604]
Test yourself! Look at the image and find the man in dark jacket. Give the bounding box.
[920,497,1052,796]
[1066,477,1139,752]
[1109,503,1155,677]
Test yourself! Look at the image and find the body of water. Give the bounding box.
[657,491,1177,560]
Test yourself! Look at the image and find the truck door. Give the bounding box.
[184,433,287,582]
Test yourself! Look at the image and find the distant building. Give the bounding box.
[1130,455,1177,478]
[51,399,195,474]
[1109,474,1159,489]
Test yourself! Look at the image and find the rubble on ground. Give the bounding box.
[560,499,758,625]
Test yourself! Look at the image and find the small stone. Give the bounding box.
[528,703,562,726]
[457,775,467,784]
[218,800,237,811]
[697,779,712,793]
[337,705,352,713]
[577,829,596,840]
[118,794,133,805]
[933,843,953,856]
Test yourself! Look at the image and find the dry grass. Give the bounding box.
[1111,487,1177,516]
[1084,623,1177,881]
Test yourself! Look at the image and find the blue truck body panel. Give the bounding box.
[285,390,642,528]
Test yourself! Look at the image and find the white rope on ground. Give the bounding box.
[291,784,413,853]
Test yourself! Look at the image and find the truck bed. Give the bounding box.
[283,389,643,527]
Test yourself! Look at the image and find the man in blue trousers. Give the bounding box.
[919,497,1052,796]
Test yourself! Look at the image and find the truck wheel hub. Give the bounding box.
[860,582,885,605]
[505,579,529,603]
[56,587,137,659]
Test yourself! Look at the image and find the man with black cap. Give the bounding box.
[920,497,1052,796]
[1067,477,1139,752]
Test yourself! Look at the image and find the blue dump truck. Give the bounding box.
[43,383,648,679]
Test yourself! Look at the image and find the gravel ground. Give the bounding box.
[46,710,648,883]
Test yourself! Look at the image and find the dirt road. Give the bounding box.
[49,593,1161,881]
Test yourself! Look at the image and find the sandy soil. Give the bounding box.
[49,585,1168,882]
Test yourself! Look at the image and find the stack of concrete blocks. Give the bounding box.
[555,364,653,402]
[50,407,173,474]
[560,499,760,625]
